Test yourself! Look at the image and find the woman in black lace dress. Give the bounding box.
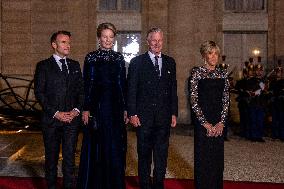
[189,41,230,189]
[77,23,128,189]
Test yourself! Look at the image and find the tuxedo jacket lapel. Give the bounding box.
[67,59,78,76]
[144,53,161,81]
[49,56,62,76]
[160,54,168,79]
[145,53,155,70]
[48,56,71,91]
[66,59,75,87]
[50,56,73,80]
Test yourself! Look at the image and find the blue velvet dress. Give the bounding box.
[77,49,127,189]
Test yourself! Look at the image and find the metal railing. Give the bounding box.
[0,73,40,112]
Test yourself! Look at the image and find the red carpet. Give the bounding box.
[0,176,283,189]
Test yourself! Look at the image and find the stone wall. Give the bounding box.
[168,0,223,123]
[274,0,284,60]
[0,0,95,75]
[0,0,284,124]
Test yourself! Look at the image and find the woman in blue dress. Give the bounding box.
[77,23,128,189]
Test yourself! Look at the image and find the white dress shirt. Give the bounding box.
[53,54,69,73]
[148,51,162,76]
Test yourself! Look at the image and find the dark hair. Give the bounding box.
[50,31,71,44]
[97,23,117,38]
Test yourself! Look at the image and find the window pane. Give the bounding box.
[225,0,236,10]
[245,0,264,11]
[99,0,117,10]
[224,0,264,12]
[223,32,267,79]
[114,33,141,71]
[121,0,140,11]
[225,0,243,11]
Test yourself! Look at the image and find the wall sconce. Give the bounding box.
[253,49,260,57]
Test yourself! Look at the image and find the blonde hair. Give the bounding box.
[97,22,117,38]
[200,41,220,57]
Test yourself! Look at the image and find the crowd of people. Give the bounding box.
[33,21,283,189]
[233,61,284,142]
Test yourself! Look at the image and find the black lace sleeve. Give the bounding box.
[190,67,207,125]
[190,66,230,125]
[221,72,230,124]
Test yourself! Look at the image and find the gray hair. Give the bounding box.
[200,41,220,57]
[146,27,163,40]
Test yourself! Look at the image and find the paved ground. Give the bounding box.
[0,127,284,183]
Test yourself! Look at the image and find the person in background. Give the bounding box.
[189,40,229,189]
[246,64,266,142]
[216,63,232,141]
[76,23,128,189]
[235,67,250,138]
[34,31,84,189]
[269,66,284,141]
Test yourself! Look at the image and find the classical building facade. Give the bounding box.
[0,0,284,123]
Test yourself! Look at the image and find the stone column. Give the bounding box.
[141,0,169,53]
[168,0,220,124]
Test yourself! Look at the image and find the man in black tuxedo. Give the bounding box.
[127,27,178,189]
[34,31,84,189]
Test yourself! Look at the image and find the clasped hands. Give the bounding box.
[203,122,224,137]
[129,115,141,127]
[54,110,79,123]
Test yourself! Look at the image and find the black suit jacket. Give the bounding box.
[127,52,178,126]
[34,56,84,127]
